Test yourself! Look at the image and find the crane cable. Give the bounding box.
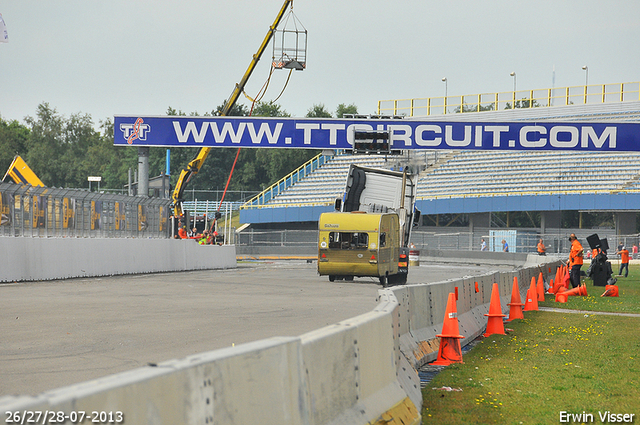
[242,64,275,105]
[272,68,293,103]
[212,63,293,232]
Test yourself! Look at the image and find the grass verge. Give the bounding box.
[538,263,640,314]
[422,265,640,424]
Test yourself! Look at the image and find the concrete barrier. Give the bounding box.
[0,337,306,425]
[0,254,561,425]
[0,291,422,425]
[418,248,529,266]
[394,260,562,370]
[0,238,236,282]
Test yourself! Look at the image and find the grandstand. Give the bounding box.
[263,152,432,206]
[239,93,640,236]
[416,150,640,198]
[241,148,640,208]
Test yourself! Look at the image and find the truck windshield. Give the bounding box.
[328,232,369,249]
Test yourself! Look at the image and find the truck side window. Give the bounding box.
[353,232,368,248]
[328,232,368,249]
[379,232,386,247]
[328,232,339,249]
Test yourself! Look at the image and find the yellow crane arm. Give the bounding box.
[171,0,294,216]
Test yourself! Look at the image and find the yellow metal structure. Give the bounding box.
[2,155,45,187]
[378,81,640,117]
[171,0,294,216]
[318,212,400,283]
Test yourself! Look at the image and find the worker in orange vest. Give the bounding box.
[568,233,584,288]
[617,246,630,277]
[178,224,188,239]
[537,238,546,256]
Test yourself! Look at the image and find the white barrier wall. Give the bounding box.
[0,238,236,282]
[395,261,560,369]
[0,294,419,425]
[0,257,561,425]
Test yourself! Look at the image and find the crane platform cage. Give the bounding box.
[272,9,307,71]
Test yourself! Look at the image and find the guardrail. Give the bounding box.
[416,187,640,201]
[0,238,237,282]
[0,253,560,425]
[182,200,245,215]
[0,182,170,238]
[378,81,640,117]
[239,188,640,211]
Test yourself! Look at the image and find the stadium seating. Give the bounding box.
[254,150,640,207]
[415,151,640,198]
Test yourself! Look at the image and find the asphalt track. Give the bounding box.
[0,260,515,397]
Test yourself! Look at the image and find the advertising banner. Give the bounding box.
[63,197,75,229]
[138,205,147,232]
[32,195,46,228]
[91,201,102,230]
[159,205,167,232]
[115,201,126,231]
[114,115,640,152]
[1,192,12,226]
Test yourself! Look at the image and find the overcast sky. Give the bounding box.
[1,1,639,126]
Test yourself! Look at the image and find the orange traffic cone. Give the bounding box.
[548,278,555,294]
[484,283,506,336]
[536,272,545,302]
[553,266,561,292]
[507,277,524,321]
[601,285,619,297]
[523,277,539,311]
[553,271,568,293]
[431,292,464,365]
[564,283,588,297]
[555,286,568,303]
[561,268,571,290]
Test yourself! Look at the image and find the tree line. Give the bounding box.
[0,101,358,201]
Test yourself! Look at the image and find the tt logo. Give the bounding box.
[120,118,151,144]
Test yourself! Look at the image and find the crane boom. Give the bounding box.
[171,0,294,217]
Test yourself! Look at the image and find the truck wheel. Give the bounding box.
[379,275,387,287]
[329,275,335,282]
[345,276,354,281]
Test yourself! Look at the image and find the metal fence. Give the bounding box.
[0,182,171,238]
[235,229,317,247]
[377,81,640,117]
[233,227,640,258]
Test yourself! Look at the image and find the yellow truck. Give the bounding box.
[318,211,401,285]
[318,164,420,286]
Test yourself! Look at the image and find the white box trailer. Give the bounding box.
[318,164,420,286]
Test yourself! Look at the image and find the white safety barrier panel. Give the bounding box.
[0,238,236,282]
[0,259,561,425]
[0,337,305,425]
[0,296,421,425]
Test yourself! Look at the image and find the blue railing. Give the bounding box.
[241,152,330,208]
